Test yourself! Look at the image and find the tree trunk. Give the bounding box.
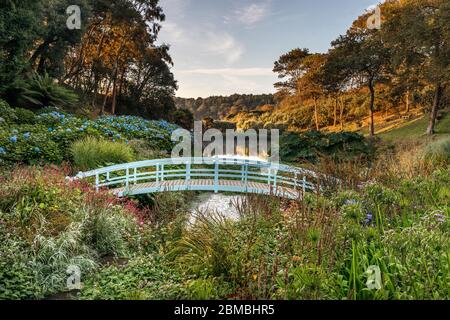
[339,96,345,131]
[118,68,126,99]
[100,80,111,116]
[111,74,118,115]
[426,83,443,135]
[333,97,338,127]
[29,37,56,70]
[110,42,125,116]
[368,81,375,137]
[92,73,100,108]
[405,89,410,114]
[313,97,320,131]
[110,62,120,115]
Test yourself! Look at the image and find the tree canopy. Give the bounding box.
[0,0,177,120]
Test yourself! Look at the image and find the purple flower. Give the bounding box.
[364,212,373,225]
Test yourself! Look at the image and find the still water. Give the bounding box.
[189,193,246,223]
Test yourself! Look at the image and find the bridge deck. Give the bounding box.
[112,179,302,199]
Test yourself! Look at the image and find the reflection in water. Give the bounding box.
[189,193,245,223]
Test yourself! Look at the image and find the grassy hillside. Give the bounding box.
[379,111,450,141]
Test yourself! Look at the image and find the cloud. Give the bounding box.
[161,22,184,42]
[235,1,271,26]
[203,32,244,64]
[176,67,276,97]
[179,67,273,77]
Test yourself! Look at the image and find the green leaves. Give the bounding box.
[71,137,135,171]
[280,131,370,163]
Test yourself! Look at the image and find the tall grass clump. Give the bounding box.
[71,137,135,171]
[0,166,144,299]
[422,137,450,166]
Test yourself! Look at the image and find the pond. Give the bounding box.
[189,192,246,223]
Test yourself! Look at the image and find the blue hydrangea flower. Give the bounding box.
[33,147,41,153]
[48,128,54,132]
[23,132,31,139]
[0,147,6,155]
[10,135,17,143]
[364,212,373,225]
[66,128,72,133]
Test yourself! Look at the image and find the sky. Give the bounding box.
[157,0,380,98]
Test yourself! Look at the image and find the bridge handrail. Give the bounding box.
[74,156,318,180]
[68,156,337,198]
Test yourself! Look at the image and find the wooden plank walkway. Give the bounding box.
[112,179,301,199]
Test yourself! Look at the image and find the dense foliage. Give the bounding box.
[280,131,371,163]
[0,100,177,165]
[175,94,275,120]
[0,0,177,120]
[0,167,143,299]
[2,132,447,300]
[76,165,449,300]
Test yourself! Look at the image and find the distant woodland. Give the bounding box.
[174,94,275,120]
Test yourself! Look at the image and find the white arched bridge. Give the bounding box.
[70,156,320,200]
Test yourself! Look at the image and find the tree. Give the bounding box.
[28,0,92,77]
[296,54,328,130]
[325,12,392,137]
[63,0,173,117]
[172,109,194,130]
[273,48,311,95]
[382,0,450,135]
[0,0,42,91]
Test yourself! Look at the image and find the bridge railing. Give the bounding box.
[71,156,319,196]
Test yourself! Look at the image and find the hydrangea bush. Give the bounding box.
[0,101,178,165]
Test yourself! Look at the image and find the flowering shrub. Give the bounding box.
[0,166,147,299]
[0,104,178,165]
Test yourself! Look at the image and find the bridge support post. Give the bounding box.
[274,173,277,190]
[125,167,129,190]
[214,160,219,193]
[95,173,99,192]
[294,172,298,190]
[186,162,191,189]
[303,176,307,193]
[243,164,249,192]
